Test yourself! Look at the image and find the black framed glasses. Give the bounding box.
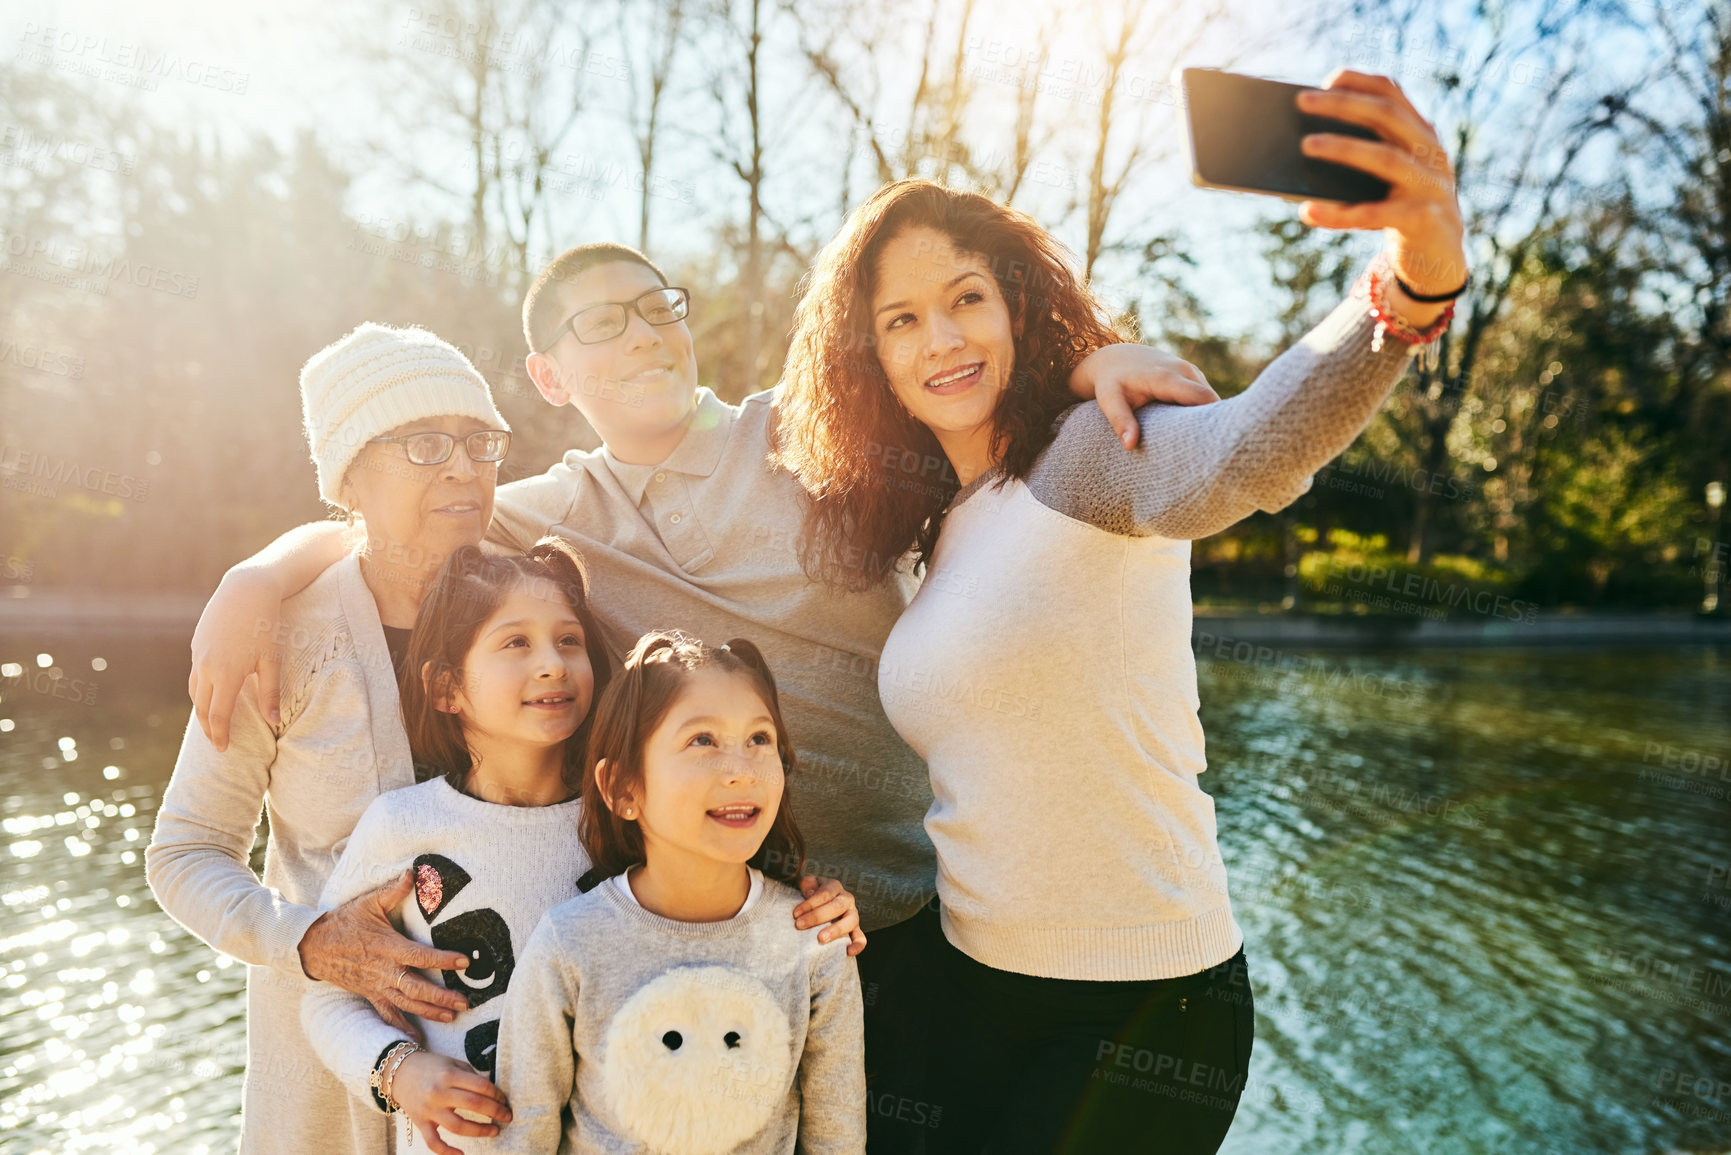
[368,429,511,466]
[543,286,691,350]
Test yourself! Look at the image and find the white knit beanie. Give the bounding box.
[300,323,508,509]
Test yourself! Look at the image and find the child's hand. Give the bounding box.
[795,876,867,957]
[391,1050,513,1155]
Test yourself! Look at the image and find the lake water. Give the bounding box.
[2,636,1729,1154]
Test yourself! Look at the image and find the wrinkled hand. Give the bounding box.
[794,875,867,956]
[188,568,284,750]
[1296,70,1469,314]
[391,1050,513,1155]
[298,870,472,1041]
[1069,344,1219,449]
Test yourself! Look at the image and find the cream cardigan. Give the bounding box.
[146,552,411,1155]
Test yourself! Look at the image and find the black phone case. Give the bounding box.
[1182,68,1392,204]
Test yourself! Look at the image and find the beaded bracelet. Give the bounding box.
[1358,255,1456,372]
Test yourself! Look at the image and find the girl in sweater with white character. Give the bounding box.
[301,543,864,1154]
[487,630,867,1154]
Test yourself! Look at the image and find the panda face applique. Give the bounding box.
[598,966,795,1155]
[413,854,515,1075]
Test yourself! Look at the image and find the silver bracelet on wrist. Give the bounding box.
[371,1040,421,1112]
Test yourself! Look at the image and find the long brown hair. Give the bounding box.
[771,178,1126,590]
[578,630,806,889]
[401,538,617,800]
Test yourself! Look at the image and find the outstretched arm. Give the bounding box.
[1029,69,1466,541]
[189,517,526,749]
[1032,289,1414,539]
[189,520,352,748]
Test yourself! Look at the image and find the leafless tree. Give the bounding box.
[618,0,688,249]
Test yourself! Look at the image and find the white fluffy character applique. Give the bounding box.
[597,965,795,1155]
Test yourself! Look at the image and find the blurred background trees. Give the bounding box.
[1,0,1725,614]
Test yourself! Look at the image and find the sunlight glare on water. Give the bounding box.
[1,637,1728,1154]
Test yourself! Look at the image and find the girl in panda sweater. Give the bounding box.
[300,541,863,1154]
[486,630,868,1155]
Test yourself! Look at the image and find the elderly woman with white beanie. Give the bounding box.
[146,323,517,1153]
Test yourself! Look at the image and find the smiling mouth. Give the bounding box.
[924,362,983,390]
[625,363,676,381]
[434,501,481,515]
[706,804,761,828]
[523,693,575,710]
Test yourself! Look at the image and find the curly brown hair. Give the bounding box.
[770,179,1126,590]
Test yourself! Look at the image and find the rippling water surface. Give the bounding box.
[2,636,1728,1153]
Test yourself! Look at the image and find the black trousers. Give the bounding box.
[857,899,947,1154]
[926,936,1255,1155]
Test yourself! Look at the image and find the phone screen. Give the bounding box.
[1181,69,1391,204]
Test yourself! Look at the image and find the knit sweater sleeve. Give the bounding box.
[144,676,321,975]
[487,465,579,554]
[299,795,416,1109]
[489,912,580,1154]
[1024,283,1416,540]
[796,938,868,1153]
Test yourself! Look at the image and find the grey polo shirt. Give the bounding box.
[488,385,935,931]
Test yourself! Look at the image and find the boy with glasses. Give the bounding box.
[188,241,1216,1153]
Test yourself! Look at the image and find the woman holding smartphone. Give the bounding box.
[770,70,1466,1153]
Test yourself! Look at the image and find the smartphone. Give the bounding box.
[1179,68,1391,204]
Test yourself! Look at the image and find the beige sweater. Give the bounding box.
[879,286,1417,981]
[145,551,412,1155]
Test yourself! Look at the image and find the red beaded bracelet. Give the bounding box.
[1356,256,1455,371]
